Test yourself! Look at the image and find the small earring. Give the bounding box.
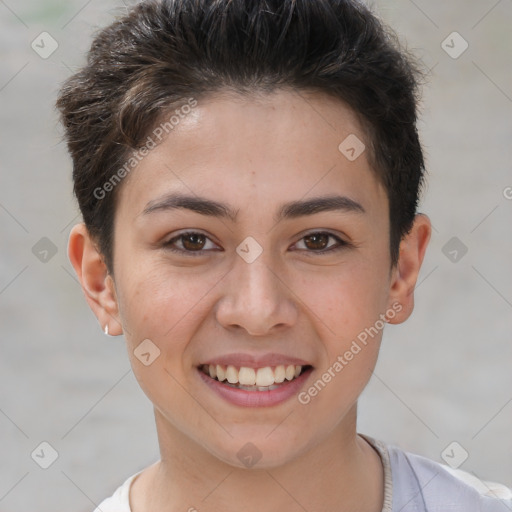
[104,324,112,336]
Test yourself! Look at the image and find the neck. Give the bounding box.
[131,405,383,512]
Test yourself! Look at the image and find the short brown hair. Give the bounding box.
[57,0,425,274]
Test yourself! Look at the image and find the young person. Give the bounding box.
[56,0,512,510]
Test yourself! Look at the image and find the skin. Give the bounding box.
[69,89,431,512]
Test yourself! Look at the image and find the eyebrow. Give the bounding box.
[141,192,365,223]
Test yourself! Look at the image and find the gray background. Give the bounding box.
[0,0,511,511]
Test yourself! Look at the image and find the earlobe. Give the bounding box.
[387,214,431,324]
[68,223,123,336]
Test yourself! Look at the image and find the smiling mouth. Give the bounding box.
[199,364,313,391]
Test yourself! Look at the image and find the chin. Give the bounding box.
[205,431,314,470]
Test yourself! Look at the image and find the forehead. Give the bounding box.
[117,89,386,221]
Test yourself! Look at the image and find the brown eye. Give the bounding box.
[164,231,219,256]
[181,233,206,251]
[294,231,348,254]
[303,233,330,250]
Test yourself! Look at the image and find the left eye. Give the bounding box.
[293,232,347,253]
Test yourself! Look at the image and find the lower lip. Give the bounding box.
[197,367,313,407]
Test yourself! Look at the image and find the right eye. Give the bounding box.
[162,231,221,256]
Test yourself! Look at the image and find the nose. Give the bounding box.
[215,252,298,336]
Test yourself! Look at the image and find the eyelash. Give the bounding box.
[162,231,349,257]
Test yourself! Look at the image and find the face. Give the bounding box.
[77,89,424,469]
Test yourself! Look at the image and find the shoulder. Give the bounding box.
[92,471,141,512]
[385,440,512,511]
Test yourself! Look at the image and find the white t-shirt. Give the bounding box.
[93,436,512,511]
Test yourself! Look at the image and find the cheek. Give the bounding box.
[296,267,386,412]
[116,262,222,347]
[292,257,390,336]
[291,256,389,405]
[116,267,215,408]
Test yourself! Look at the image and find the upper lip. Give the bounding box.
[200,353,313,368]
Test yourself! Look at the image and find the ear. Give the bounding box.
[68,223,123,336]
[386,214,431,324]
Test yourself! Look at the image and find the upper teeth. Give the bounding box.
[204,364,302,387]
